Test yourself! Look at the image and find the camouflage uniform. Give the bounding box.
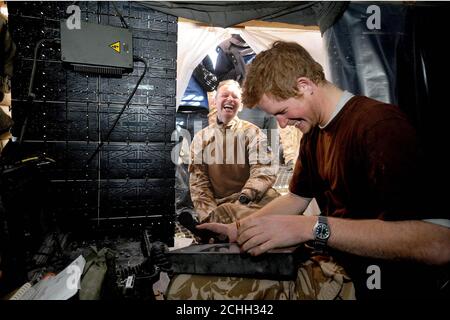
[166,203,355,300]
[207,91,217,126]
[167,258,355,300]
[189,116,279,222]
[279,125,302,165]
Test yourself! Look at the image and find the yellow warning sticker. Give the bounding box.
[110,41,121,53]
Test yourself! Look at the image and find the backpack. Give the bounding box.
[192,56,218,92]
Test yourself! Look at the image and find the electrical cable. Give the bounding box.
[85,56,147,165]
[19,38,60,145]
[111,2,129,29]
[27,38,60,101]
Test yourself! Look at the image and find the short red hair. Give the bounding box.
[243,41,325,108]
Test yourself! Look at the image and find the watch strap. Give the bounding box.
[313,215,329,254]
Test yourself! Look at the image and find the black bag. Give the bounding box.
[192,56,218,92]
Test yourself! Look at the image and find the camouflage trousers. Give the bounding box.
[166,255,355,300]
[201,187,280,224]
[167,195,355,300]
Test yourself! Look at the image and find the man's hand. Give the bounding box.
[196,221,238,243]
[237,193,251,205]
[198,215,316,255]
[216,192,240,205]
[237,215,315,256]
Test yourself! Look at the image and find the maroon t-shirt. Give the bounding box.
[290,95,435,221]
[289,95,445,299]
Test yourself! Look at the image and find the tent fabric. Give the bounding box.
[177,21,229,108]
[323,3,407,105]
[240,26,329,78]
[138,1,348,34]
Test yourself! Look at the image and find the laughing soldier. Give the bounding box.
[189,80,279,224]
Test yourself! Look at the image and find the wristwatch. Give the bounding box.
[312,215,331,253]
[238,193,251,204]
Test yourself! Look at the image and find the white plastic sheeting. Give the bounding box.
[177,22,229,109]
[240,26,330,79]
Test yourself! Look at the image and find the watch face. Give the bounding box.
[315,223,330,240]
[239,195,249,204]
